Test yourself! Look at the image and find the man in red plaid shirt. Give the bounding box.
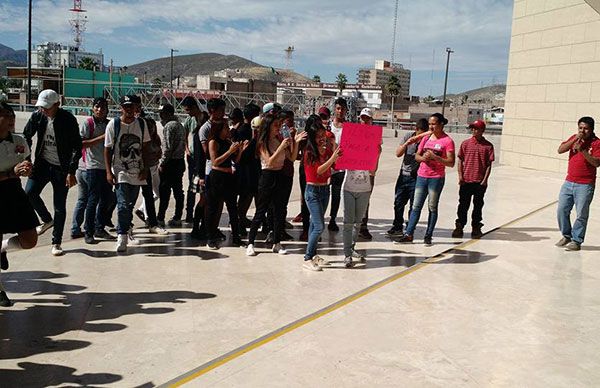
[452,120,494,239]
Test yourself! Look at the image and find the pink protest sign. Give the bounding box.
[334,123,383,171]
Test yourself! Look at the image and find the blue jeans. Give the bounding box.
[392,174,417,229]
[72,169,88,235]
[343,190,371,257]
[25,159,69,245]
[115,183,141,235]
[85,169,113,236]
[304,184,330,261]
[557,181,595,244]
[405,176,445,238]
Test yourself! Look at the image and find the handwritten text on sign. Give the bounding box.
[334,123,383,171]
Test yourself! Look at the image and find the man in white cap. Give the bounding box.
[23,89,82,256]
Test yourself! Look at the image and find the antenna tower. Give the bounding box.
[284,46,295,70]
[69,0,87,49]
[391,0,399,64]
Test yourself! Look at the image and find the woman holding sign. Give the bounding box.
[398,113,455,246]
[302,115,342,271]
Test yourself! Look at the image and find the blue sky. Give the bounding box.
[0,0,514,96]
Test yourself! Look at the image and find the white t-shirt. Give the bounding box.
[343,170,372,193]
[0,134,30,173]
[105,118,150,185]
[199,120,212,175]
[330,121,343,174]
[41,119,61,166]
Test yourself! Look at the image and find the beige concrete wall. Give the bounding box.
[502,0,600,172]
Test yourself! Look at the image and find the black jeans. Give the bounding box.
[141,169,158,228]
[185,154,196,221]
[206,170,239,241]
[456,182,487,227]
[329,171,345,222]
[299,164,309,232]
[25,159,69,245]
[392,174,417,229]
[158,159,185,222]
[248,170,285,245]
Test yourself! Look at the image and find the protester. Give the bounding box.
[233,103,261,236]
[133,102,167,236]
[77,97,115,244]
[278,110,297,241]
[157,103,186,227]
[302,114,341,271]
[0,102,39,306]
[24,89,82,256]
[327,98,348,232]
[398,113,455,246]
[555,116,600,251]
[206,121,248,249]
[246,105,305,256]
[181,96,206,224]
[104,95,151,252]
[356,108,381,240]
[452,120,495,239]
[388,118,430,236]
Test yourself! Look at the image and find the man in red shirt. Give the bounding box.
[452,120,494,239]
[556,116,600,251]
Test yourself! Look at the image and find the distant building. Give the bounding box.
[32,42,104,70]
[357,60,411,110]
[276,82,383,110]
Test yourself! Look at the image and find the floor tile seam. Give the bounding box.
[159,199,559,387]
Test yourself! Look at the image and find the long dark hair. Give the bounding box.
[304,114,326,165]
[256,111,286,157]
[430,112,448,126]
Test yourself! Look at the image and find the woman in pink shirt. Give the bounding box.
[398,113,455,246]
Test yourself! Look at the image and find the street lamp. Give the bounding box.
[170,48,179,105]
[441,47,454,116]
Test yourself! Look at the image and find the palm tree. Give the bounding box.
[312,75,321,83]
[336,73,347,95]
[78,57,98,71]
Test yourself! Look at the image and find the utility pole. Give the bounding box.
[170,48,178,105]
[27,0,32,105]
[441,47,454,116]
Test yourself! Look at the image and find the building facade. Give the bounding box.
[357,59,411,100]
[502,0,600,172]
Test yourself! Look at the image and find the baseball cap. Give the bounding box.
[119,95,134,106]
[468,119,486,131]
[35,89,60,109]
[262,102,282,114]
[251,116,262,130]
[359,108,373,118]
[317,106,331,118]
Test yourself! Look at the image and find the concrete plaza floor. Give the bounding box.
[1,135,600,387]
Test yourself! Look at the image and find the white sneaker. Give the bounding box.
[246,244,257,256]
[116,234,127,252]
[313,255,330,266]
[51,244,63,256]
[37,220,54,235]
[351,250,366,263]
[303,259,322,271]
[149,226,168,235]
[272,243,287,255]
[128,229,140,245]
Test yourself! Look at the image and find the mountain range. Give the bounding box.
[0,43,27,76]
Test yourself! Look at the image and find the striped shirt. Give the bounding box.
[458,136,494,183]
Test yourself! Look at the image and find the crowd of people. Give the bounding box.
[0,89,598,306]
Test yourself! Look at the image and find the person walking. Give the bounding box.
[555,116,600,251]
[327,98,348,232]
[24,89,81,256]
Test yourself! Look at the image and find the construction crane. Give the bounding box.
[69,0,87,49]
[391,0,399,64]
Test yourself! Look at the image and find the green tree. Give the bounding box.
[386,75,401,113]
[312,75,321,83]
[151,77,163,88]
[78,57,98,71]
[336,73,347,95]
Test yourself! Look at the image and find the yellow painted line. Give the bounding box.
[161,200,557,387]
